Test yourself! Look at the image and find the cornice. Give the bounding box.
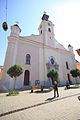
[8,36,18,41]
[8,35,74,57]
[19,37,43,48]
[19,38,74,57]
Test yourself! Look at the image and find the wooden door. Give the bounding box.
[24,70,29,85]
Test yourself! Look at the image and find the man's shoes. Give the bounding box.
[57,95,59,97]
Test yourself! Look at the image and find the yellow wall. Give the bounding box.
[0,66,3,80]
[0,72,2,80]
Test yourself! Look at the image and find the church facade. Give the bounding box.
[0,13,78,90]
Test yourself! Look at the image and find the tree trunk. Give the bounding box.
[75,77,77,84]
[14,77,17,90]
[51,78,54,85]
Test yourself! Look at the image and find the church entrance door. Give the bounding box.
[24,70,30,85]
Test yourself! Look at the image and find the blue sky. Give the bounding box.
[0,0,80,65]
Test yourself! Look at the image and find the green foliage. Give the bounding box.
[7,64,24,78]
[8,90,19,96]
[47,69,59,84]
[7,64,24,89]
[70,68,80,78]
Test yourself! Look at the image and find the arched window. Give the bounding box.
[67,73,71,84]
[41,30,42,34]
[48,23,50,26]
[48,28,51,32]
[26,54,30,64]
[66,62,69,69]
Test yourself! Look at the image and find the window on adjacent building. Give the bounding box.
[48,28,51,32]
[66,61,69,69]
[26,54,30,64]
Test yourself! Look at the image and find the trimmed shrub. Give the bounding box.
[8,90,19,96]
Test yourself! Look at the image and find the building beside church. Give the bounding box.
[0,13,78,90]
[76,60,80,70]
[0,66,3,80]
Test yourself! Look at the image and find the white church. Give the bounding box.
[0,13,78,90]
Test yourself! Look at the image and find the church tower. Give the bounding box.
[38,13,55,47]
[1,24,21,90]
[38,13,56,86]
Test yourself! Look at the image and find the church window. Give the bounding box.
[48,23,50,26]
[50,58,54,64]
[41,30,42,34]
[66,62,69,69]
[26,54,30,64]
[48,28,51,32]
[67,73,71,84]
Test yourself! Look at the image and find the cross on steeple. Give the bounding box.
[43,11,46,14]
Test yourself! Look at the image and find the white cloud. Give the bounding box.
[49,2,80,61]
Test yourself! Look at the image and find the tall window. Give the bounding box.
[48,28,51,32]
[67,73,71,84]
[66,61,69,69]
[26,54,30,64]
[41,30,42,34]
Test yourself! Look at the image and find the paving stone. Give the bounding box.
[0,86,80,120]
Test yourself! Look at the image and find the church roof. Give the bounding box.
[75,59,80,64]
[14,24,19,27]
[13,24,21,32]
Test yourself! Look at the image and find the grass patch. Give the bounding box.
[7,90,19,96]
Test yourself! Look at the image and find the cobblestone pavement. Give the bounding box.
[0,86,80,120]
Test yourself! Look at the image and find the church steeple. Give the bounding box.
[10,24,21,37]
[38,13,55,47]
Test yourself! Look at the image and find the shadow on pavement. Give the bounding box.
[70,86,80,89]
[45,93,80,102]
[64,86,80,90]
[46,97,55,101]
[34,89,51,93]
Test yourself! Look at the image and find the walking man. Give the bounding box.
[53,81,59,98]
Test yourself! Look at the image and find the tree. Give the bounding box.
[47,68,59,85]
[7,64,24,89]
[70,68,80,83]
